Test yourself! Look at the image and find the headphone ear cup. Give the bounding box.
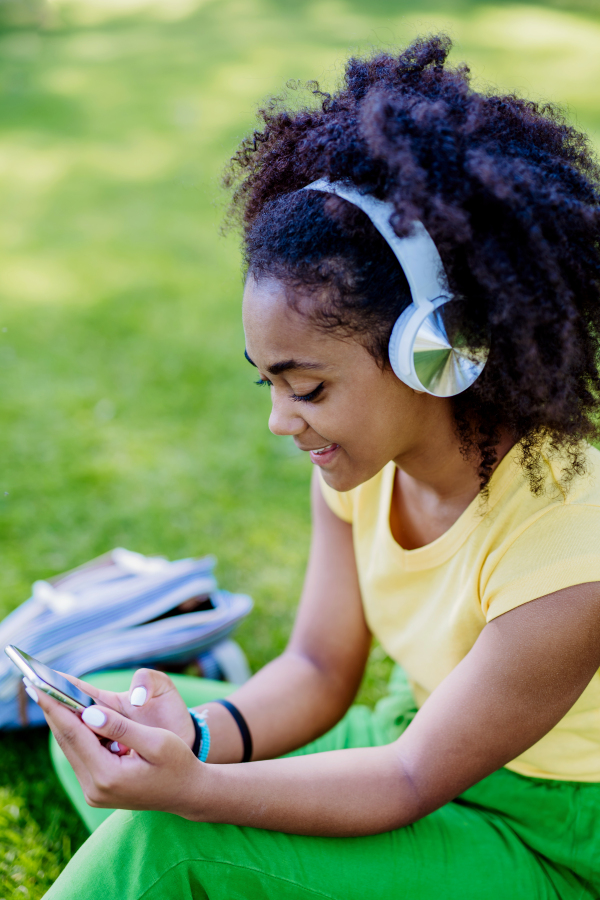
[389,301,488,397]
[388,303,423,391]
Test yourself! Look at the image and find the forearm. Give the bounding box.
[200,649,356,764]
[198,474,370,765]
[187,744,416,837]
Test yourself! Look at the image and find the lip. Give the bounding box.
[305,443,340,466]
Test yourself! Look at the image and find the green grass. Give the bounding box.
[0,0,599,893]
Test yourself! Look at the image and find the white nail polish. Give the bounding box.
[23,678,39,704]
[82,706,107,728]
[110,741,120,753]
[130,686,147,707]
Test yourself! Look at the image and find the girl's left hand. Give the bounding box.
[36,689,205,818]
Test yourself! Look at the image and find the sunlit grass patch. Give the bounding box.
[0,787,65,898]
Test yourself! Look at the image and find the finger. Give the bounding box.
[80,704,178,764]
[58,672,128,716]
[105,739,130,756]
[53,676,131,754]
[58,671,100,699]
[62,668,176,718]
[34,685,107,776]
[128,668,176,708]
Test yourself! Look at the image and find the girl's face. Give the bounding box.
[242,275,450,492]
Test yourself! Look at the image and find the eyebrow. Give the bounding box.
[244,349,324,376]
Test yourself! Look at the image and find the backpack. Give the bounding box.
[0,548,252,729]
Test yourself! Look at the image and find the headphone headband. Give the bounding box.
[302,178,488,397]
[303,179,450,307]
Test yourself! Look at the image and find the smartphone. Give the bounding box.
[4,645,94,714]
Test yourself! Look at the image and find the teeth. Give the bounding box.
[313,443,335,455]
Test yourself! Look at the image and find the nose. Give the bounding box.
[268,392,307,437]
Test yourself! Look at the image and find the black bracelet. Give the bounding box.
[214,698,253,762]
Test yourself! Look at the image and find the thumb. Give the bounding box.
[128,668,176,709]
[81,705,179,763]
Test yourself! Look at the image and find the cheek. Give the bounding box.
[338,386,389,429]
[338,390,408,457]
[318,394,388,450]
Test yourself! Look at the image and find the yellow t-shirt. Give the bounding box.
[320,442,600,782]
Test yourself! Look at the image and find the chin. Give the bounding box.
[318,464,373,494]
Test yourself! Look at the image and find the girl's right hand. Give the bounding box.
[63,669,196,752]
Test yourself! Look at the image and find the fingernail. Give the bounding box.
[110,741,120,753]
[23,678,39,704]
[130,686,147,707]
[82,707,107,728]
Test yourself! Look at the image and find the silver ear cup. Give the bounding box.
[412,307,488,397]
[389,299,488,397]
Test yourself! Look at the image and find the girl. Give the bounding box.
[42,35,600,899]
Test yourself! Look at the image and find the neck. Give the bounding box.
[393,404,515,504]
[389,406,515,550]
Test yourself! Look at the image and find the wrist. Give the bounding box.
[180,757,219,823]
[188,708,211,762]
[184,711,196,751]
[176,755,211,822]
[200,701,244,764]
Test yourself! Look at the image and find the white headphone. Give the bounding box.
[303,178,488,397]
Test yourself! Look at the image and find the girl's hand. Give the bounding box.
[63,669,196,751]
[36,688,204,817]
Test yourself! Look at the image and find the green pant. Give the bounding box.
[47,668,600,899]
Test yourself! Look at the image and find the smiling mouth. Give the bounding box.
[310,443,338,456]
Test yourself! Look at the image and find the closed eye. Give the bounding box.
[255,379,325,403]
[291,382,324,403]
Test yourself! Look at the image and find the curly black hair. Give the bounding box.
[225,35,600,493]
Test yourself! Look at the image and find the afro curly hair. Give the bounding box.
[225,34,600,493]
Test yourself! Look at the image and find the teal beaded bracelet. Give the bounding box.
[188,708,211,763]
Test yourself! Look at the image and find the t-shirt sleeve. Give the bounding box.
[483,504,600,622]
[318,472,354,523]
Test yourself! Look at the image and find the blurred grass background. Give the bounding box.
[0,0,599,894]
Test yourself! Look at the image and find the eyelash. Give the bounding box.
[255,379,325,403]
